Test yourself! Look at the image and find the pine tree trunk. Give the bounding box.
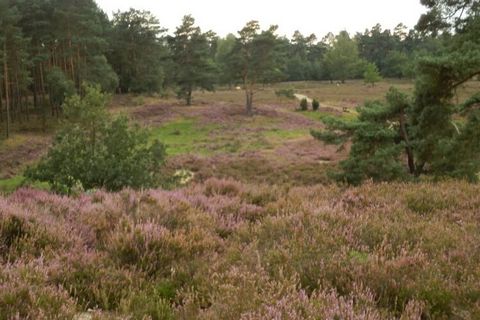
[245,89,253,116]
[399,111,416,175]
[39,62,47,132]
[3,42,11,139]
[0,76,3,123]
[186,90,192,106]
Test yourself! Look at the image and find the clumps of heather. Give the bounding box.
[1,179,480,318]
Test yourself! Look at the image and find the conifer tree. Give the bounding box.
[169,15,217,105]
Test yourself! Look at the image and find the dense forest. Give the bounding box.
[0,0,446,137]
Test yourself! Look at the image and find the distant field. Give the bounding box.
[1,79,479,192]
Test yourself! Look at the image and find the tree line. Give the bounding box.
[0,0,443,137]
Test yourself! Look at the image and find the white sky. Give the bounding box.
[96,0,427,38]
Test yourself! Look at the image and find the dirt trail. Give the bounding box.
[294,94,313,104]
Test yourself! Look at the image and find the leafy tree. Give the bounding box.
[26,85,166,193]
[109,9,166,93]
[356,24,396,75]
[383,50,411,78]
[323,31,363,83]
[215,33,237,86]
[46,67,75,112]
[363,62,382,87]
[84,55,119,93]
[169,15,217,105]
[228,21,283,115]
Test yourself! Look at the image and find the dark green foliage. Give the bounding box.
[312,99,320,111]
[312,2,480,185]
[312,95,408,185]
[417,0,480,34]
[169,15,218,105]
[46,67,75,110]
[25,86,166,193]
[283,31,326,81]
[275,88,295,99]
[228,21,284,114]
[109,9,167,94]
[300,98,309,111]
[323,31,363,83]
[84,55,119,92]
[363,62,382,87]
[215,33,237,86]
[314,46,480,184]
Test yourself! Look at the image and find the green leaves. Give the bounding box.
[109,9,166,94]
[26,86,166,193]
[363,62,382,87]
[323,31,363,82]
[169,15,218,105]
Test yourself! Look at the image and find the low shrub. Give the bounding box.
[299,98,308,111]
[312,98,320,111]
[0,262,77,319]
[50,251,139,311]
[274,88,295,99]
[0,181,479,318]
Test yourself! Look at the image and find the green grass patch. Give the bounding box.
[264,128,308,141]
[150,119,217,156]
[0,176,50,194]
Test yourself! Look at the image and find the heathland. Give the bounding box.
[2,80,480,319]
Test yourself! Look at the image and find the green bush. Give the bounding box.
[275,88,295,99]
[25,85,166,194]
[312,99,320,111]
[300,98,308,111]
[46,67,75,109]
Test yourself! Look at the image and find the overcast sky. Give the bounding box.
[96,0,427,38]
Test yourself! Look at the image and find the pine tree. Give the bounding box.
[109,9,166,94]
[228,21,283,115]
[323,31,363,83]
[313,2,480,184]
[169,15,217,105]
[363,62,382,87]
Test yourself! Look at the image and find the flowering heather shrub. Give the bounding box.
[49,250,140,311]
[0,260,76,319]
[0,179,479,318]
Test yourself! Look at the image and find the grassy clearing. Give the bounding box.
[0,176,25,193]
[149,118,218,156]
[0,175,50,194]
[150,114,311,157]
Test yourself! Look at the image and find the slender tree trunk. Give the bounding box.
[0,76,3,123]
[3,42,11,139]
[399,111,416,175]
[39,62,47,132]
[245,88,253,116]
[186,89,192,106]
